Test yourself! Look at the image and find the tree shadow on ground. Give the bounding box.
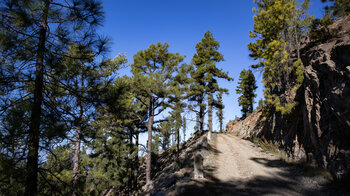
[171,153,350,196]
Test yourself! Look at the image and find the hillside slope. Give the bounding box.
[227,15,350,181]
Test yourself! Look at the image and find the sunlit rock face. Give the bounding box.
[226,15,350,181]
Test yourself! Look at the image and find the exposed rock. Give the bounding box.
[226,15,350,181]
[226,110,265,138]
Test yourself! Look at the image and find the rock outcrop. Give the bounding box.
[299,15,350,180]
[227,15,350,181]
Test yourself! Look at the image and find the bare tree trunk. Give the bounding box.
[134,131,139,189]
[176,126,180,153]
[295,27,301,60]
[249,102,253,114]
[208,92,213,134]
[199,95,205,134]
[219,115,223,133]
[182,116,186,142]
[72,126,81,196]
[25,1,50,195]
[72,75,84,196]
[146,97,154,186]
[128,129,133,191]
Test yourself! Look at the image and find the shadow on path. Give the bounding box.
[171,141,349,196]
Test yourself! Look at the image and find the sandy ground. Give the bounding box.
[214,133,284,181]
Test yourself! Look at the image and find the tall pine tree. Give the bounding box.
[248,0,311,115]
[131,42,184,185]
[0,1,106,194]
[236,69,257,118]
[190,31,232,134]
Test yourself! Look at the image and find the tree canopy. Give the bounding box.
[236,69,257,118]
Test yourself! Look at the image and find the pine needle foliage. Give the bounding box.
[236,69,257,118]
[190,30,232,133]
[248,0,312,115]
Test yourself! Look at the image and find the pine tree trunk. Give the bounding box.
[219,116,223,133]
[208,92,213,134]
[199,95,205,133]
[176,127,180,153]
[134,131,139,189]
[295,26,301,59]
[146,97,154,186]
[182,117,186,142]
[25,1,50,195]
[72,76,84,196]
[128,129,133,191]
[72,126,81,196]
[249,103,253,114]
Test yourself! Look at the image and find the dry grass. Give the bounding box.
[247,137,281,155]
[247,136,334,181]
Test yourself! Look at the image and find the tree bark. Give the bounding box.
[134,131,139,189]
[208,92,213,134]
[146,97,154,186]
[249,102,253,114]
[72,75,84,196]
[176,126,180,153]
[128,129,133,191]
[72,126,81,196]
[182,116,186,142]
[219,115,223,133]
[25,1,50,195]
[199,94,205,134]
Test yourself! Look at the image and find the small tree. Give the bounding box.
[236,69,257,118]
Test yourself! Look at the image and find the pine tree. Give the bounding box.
[215,92,225,132]
[131,42,184,185]
[0,101,29,194]
[0,1,106,194]
[59,45,126,195]
[190,30,232,134]
[322,0,350,18]
[248,0,311,115]
[257,98,265,110]
[158,121,171,151]
[168,63,190,153]
[236,69,257,118]
[87,75,146,194]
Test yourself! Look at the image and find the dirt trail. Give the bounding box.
[167,133,347,195]
[191,133,333,196]
[214,133,283,181]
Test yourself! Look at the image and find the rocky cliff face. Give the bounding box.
[227,15,350,180]
[299,15,350,180]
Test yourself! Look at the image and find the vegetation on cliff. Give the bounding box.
[0,0,349,195]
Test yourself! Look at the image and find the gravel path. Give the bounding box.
[204,133,332,196]
[170,133,346,195]
[214,134,284,181]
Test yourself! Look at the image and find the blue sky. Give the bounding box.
[100,0,328,145]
